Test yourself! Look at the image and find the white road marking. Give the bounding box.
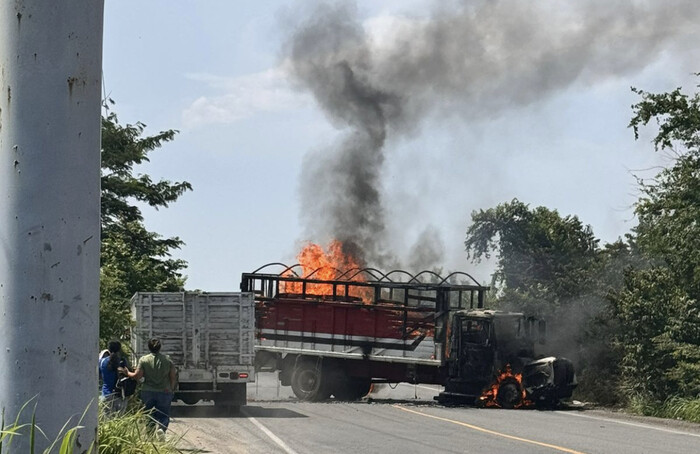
[241,408,300,454]
[555,411,700,439]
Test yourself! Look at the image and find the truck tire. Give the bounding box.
[496,377,522,409]
[290,360,329,401]
[179,395,200,405]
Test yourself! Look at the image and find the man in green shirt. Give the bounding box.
[122,338,176,435]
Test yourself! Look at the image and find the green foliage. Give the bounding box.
[610,268,700,399]
[100,111,192,344]
[0,398,91,454]
[628,395,700,423]
[464,199,625,402]
[462,80,700,415]
[465,199,600,315]
[635,154,700,290]
[97,406,197,454]
[101,112,192,227]
[607,80,700,401]
[629,83,700,152]
[0,399,196,454]
[629,81,700,293]
[0,400,34,452]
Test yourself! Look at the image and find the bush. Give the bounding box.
[628,394,700,423]
[0,399,197,453]
[98,404,198,454]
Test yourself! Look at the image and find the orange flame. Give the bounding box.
[283,240,371,301]
[478,364,533,409]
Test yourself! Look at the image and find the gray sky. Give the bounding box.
[103,0,700,291]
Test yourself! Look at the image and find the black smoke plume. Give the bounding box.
[286,0,699,268]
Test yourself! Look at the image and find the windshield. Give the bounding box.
[461,318,490,345]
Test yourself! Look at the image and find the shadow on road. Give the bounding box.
[171,404,307,419]
[243,405,308,418]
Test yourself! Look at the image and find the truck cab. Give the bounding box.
[439,310,576,408]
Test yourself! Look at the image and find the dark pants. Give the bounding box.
[141,390,173,431]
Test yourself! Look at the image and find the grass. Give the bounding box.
[628,395,700,423]
[97,405,198,454]
[1,399,44,453]
[0,397,86,454]
[0,398,198,453]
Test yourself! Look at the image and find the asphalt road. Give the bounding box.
[169,374,700,454]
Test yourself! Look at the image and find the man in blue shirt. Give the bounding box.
[99,340,129,414]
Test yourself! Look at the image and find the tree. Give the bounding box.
[608,80,700,400]
[629,83,700,295]
[611,268,700,398]
[462,79,700,405]
[465,199,600,315]
[464,200,628,403]
[100,111,192,344]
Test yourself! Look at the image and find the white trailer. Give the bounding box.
[131,292,255,411]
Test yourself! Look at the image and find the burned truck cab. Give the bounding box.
[438,310,576,408]
[447,312,495,395]
[440,310,523,404]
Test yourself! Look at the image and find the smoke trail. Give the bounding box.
[408,226,445,272]
[287,0,699,267]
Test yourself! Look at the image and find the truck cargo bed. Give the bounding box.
[131,292,255,407]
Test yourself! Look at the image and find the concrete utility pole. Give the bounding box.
[0,1,104,452]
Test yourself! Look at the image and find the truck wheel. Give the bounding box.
[180,396,200,405]
[291,361,328,401]
[496,377,522,409]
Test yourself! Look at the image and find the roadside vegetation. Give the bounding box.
[628,396,700,423]
[464,77,700,421]
[96,103,194,452]
[97,406,197,454]
[0,399,85,454]
[99,100,192,345]
[0,401,194,453]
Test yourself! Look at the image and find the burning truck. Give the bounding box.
[243,259,577,409]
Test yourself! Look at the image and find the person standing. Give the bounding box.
[122,338,177,436]
[99,340,128,414]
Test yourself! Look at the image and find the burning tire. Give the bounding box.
[291,360,329,401]
[495,377,523,409]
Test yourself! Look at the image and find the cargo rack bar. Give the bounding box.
[241,263,489,309]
